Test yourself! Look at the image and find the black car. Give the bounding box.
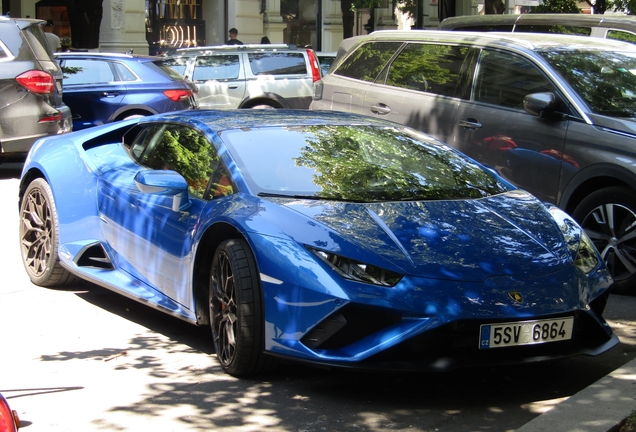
[0,17,72,161]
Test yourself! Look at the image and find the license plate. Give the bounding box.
[479,317,573,349]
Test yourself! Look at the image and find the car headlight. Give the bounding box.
[575,230,600,274]
[549,206,600,274]
[308,247,403,287]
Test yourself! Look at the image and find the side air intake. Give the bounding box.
[75,243,114,269]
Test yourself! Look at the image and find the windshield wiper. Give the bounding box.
[258,192,361,202]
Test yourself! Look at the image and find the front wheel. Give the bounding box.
[209,239,275,376]
[19,178,76,286]
[572,186,636,294]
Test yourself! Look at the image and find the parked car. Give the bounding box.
[316,51,337,76]
[0,17,72,162]
[164,44,321,109]
[18,109,617,376]
[0,393,19,431]
[439,13,636,44]
[311,30,636,294]
[55,52,197,131]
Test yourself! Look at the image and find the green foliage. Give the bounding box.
[293,125,506,202]
[153,127,215,198]
[531,0,581,13]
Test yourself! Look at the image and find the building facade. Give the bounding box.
[2,0,474,54]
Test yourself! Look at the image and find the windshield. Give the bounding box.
[220,125,508,202]
[540,49,636,118]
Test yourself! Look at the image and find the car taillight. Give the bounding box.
[306,49,321,83]
[0,394,19,432]
[164,89,193,102]
[16,70,55,94]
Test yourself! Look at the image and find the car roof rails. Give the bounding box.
[176,43,298,53]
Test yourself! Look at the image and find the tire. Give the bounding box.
[19,178,76,286]
[209,239,275,376]
[572,186,636,294]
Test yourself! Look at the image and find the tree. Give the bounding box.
[531,0,581,12]
[64,0,103,49]
[341,0,381,39]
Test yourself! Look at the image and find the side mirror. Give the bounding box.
[134,170,191,212]
[523,92,557,118]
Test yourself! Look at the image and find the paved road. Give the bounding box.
[1,165,635,432]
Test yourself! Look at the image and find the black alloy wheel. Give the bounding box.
[209,239,275,376]
[573,186,636,294]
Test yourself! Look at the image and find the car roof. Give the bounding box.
[362,29,636,52]
[439,13,636,30]
[149,108,403,132]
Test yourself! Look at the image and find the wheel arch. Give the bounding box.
[111,106,156,122]
[239,93,286,109]
[18,167,47,208]
[560,163,636,215]
[192,221,251,326]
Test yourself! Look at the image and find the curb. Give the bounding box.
[516,357,636,432]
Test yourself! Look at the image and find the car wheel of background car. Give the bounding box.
[209,239,275,376]
[572,186,636,294]
[249,104,277,109]
[19,179,77,287]
[118,112,149,121]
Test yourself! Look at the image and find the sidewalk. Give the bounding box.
[516,357,636,432]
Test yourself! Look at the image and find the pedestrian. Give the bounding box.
[226,28,243,45]
[43,20,61,54]
[60,37,72,52]
[260,36,271,44]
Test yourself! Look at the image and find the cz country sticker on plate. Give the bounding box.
[479,317,574,349]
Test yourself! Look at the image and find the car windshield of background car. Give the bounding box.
[540,49,636,118]
[220,125,508,202]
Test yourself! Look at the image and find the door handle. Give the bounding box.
[458,118,483,130]
[103,92,119,97]
[370,104,391,115]
[228,85,239,89]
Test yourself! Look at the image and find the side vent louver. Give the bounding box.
[75,243,114,269]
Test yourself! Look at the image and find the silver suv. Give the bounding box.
[311,30,636,293]
[167,44,321,109]
[0,17,72,161]
[439,14,636,44]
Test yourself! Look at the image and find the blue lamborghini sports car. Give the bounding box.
[18,110,617,376]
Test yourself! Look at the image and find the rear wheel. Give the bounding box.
[209,239,274,376]
[19,178,76,286]
[572,186,636,294]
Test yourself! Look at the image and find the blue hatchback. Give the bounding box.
[56,52,197,131]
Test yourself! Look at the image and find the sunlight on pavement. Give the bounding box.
[521,397,568,414]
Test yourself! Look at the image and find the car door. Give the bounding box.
[318,41,403,113]
[453,48,569,203]
[60,58,127,130]
[97,123,230,307]
[362,42,471,145]
[189,53,245,108]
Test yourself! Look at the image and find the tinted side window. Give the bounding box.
[248,52,306,75]
[62,59,115,84]
[193,55,240,80]
[131,124,224,199]
[607,29,636,44]
[113,62,137,81]
[335,41,402,82]
[159,57,188,76]
[515,25,591,36]
[474,50,555,109]
[386,43,469,97]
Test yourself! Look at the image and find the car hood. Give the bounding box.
[259,190,572,282]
